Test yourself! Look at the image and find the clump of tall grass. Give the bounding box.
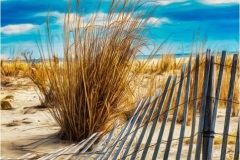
[217,54,240,116]
[129,49,239,125]
[177,53,240,125]
[1,57,29,77]
[183,129,238,145]
[130,53,185,75]
[1,56,31,88]
[1,95,14,110]
[26,0,160,141]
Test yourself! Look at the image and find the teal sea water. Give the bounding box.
[136,51,239,59]
[136,53,191,59]
[14,52,237,62]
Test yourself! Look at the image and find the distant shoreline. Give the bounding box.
[2,51,238,62]
[136,51,239,59]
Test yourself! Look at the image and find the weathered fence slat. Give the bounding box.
[176,57,192,160]
[220,54,238,160]
[195,49,211,160]
[79,132,102,154]
[187,54,200,160]
[141,77,176,160]
[73,132,103,160]
[234,118,239,160]
[163,64,186,160]
[49,143,82,160]
[121,97,154,160]
[17,153,38,159]
[94,120,119,160]
[82,118,119,160]
[15,50,239,160]
[130,76,172,160]
[203,56,216,160]
[83,133,109,159]
[17,153,34,159]
[39,143,79,160]
[206,50,226,160]
[101,99,144,159]
[112,97,149,159]
[61,132,100,160]
[151,76,177,160]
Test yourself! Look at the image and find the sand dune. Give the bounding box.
[0,76,238,159]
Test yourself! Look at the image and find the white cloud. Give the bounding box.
[101,0,186,6]
[0,24,37,34]
[199,0,239,4]
[35,11,64,23]
[38,11,170,28]
[154,0,186,5]
[148,17,171,25]
[150,0,238,5]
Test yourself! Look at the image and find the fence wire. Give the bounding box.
[110,55,240,139]
[19,53,239,159]
[95,53,240,159]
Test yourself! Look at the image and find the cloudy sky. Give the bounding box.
[1,0,239,58]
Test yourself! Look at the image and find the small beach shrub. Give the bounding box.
[1,58,29,77]
[1,95,14,110]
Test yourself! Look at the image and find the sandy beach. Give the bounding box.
[1,77,71,158]
[1,0,239,159]
[1,67,238,159]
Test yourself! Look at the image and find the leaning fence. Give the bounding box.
[18,50,239,160]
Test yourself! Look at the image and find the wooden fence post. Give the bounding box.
[202,56,215,160]
[220,54,239,160]
[234,118,239,160]
[206,50,226,160]
[195,49,211,160]
[163,64,186,159]
[176,56,192,160]
[187,54,200,160]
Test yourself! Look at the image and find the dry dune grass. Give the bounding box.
[217,55,240,115]
[176,54,239,125]
[128,52,239,127]
[1,1,238,145]
[182,54,240,125]
[184,130,238,145]
[131,53,185,75]
[2,50,239,124]
[1,58,29,77]
[1,57,31,89]
[214,130,238,145]
[22,0,161,141]
[0,95,14,110]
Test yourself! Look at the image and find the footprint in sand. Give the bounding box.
[5,118,32,127]
[5,120,21,127]
[22,105,47,114]
[22,118,32,124]
[23,108,37,114]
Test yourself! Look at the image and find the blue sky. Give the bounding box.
[1,0,239,58]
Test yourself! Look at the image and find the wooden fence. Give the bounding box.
[18,50,239,160]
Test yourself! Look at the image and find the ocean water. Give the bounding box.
[136,53,191,59]
[136,51,239,59]
[18,51,237,62]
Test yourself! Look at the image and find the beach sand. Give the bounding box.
[0,59,238,159]
[0,77,72,159]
